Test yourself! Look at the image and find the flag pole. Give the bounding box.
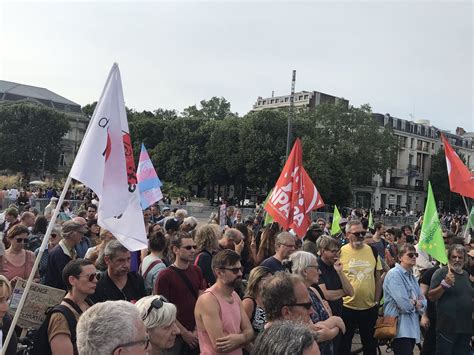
[2,175,73,354]
[461,196,471,243]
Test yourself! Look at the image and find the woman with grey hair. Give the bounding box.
[287,250,345,355]
[251,320,320,355]
[135,295,180,354]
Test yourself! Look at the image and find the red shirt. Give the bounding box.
[155,265,206,331]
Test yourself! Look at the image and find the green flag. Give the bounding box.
[419,182,448,264]
[263,189,274,226]
[467,207,474,230]
[331,205,341,235]
[368,209,374,230]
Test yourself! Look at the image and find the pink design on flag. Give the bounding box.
[137,143,163,209]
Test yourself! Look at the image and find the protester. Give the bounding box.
[234,223,256,276]
[288,250,345,354]
[27,215,48,252]
[242,266,273,337]
[338,220,382,355]
[150,204,164,224]
[2,224,38,283]
[85,204,97,222]
[302,224,322,256]
[218,228,245,254]
[383,243,426,354]
[19,211,35,230]
[155,232,206,355]
[85,218,100,246]
[44,197,58,221]
[140,230,167,294]
[48,259,97,355]
[260,232,295,272]
[45,221,86,290]
[72,217,91,259]
[428,244,473,354]
[76,300,149,355]
[194,224,220,287]
[36,225,62,284]
[1,208,19,239]
[255,222,279,265]
[251,321,320,355]
[195,249,254,354]
[0,275,17,354]
[84,228,115,270]
[91,240,146,303]
[135,295,180,355]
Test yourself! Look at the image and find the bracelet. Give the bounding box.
[440,279,452,290]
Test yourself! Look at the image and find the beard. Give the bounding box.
[227,277,242,289]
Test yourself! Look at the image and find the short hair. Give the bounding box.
[261,272,303,322]
[275,232,293,247]
[183,216,198,229]
[318,236,339,252]
[135,295,177,329]
[448,244,466,260]
[252,320,315,355]
[195,224,220,252]
[401,225,412,233]
[0,275,12,300]
[87,204,97,212]
[244,266,273,299]
[212,249,241,271]
[224,228,243,241]
[449,236,465,246]
[288,251,317,277]
[76,300,142,355]
[374,222,384,231]
[5,208,18,218]
[63,259,94,291]
[148,230,167,252]
[397,243,416,258]
[175,209,188,220]
[87,218,98,228]
[170,231,192,249]
[104,240,129,259]
[20,211,35,222]
[345,220,362,233]
[7,224,29,239]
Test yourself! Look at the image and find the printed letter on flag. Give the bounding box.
[418,181,448,264]
[137,143,163,209]
[264,138,324,237]
[441,133,474,198]
[69,63,147,251]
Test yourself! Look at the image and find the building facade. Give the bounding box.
[252,90,349,111]
[0,80,89,173]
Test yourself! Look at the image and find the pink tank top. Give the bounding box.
[197,286,242,355]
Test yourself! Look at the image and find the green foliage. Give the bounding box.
[0,103,70,177]
[182,97,237,120]
[429,148,465,212]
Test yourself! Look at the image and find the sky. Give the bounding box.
[1,0,473,132]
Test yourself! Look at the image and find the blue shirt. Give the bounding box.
[383,263,426,342]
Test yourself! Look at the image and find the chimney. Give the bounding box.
[271,91,274,98]
[456,127,466,136]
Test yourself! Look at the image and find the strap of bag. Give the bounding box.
[142,259,163,280]
[170,265,198,299]
[49,305,79,351]
[62,298,85,315]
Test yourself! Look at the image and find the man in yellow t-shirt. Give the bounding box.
[339,220,382,355]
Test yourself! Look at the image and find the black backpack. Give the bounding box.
[31,298,89,355]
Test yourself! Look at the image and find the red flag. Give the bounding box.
[265,138,324,237]
[440,133,474,198]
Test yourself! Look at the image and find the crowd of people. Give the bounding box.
[0,195,472,355]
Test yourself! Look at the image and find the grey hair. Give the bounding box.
[345,219,362,233]
[104,240,128,259]
[183,216,198,228]
[175,209,188,220]
[251,320,315,355]
[224,228,243,241]
[288,251,317,277]
[276,232,294,247]
[448,244,466,260]
[76,301,141,355]
[135,295,177,329]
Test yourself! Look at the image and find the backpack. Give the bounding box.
[31,298,90,355]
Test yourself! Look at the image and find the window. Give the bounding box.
[285,97,289,102]
[262,100,266,104]
[298,95,303,100]
[304,95,308,99]
[410,138,414,149]
[270,99,274,104]
[60,153,66,166]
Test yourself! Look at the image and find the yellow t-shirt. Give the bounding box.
[339,243,382,310]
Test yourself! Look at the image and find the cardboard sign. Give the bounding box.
[9,278,66,329]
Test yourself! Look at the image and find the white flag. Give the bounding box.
[70,63,147,251]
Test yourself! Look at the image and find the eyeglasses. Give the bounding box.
[306,265,319,270]
[284,302,313,310]
[14,238,28,243]
[350,231,366,238]
[219,267,243,274]
[181,245,197,250]
[406,252,419,258]
[143,296,168,320]
[327,249,339,253]
[112,335,150,353]
[78,273,100,282]
[280,243,296,248]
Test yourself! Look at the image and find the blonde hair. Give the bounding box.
[0,275,12,299]
[195,224,220,252]
[135,295,177,329]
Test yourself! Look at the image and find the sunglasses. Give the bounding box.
[350,232,366,238]
[78,273,100,282]
[406,252,419,258]
[14,238,28,243]
[113,335,150,353]
[181,245,197,250]
[306,265,319,270]
[219,267,243,274]
[285,302,313,310]
[143,296,168,320]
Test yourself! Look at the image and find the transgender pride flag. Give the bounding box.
[137,143,163,209]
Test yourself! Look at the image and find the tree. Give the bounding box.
[182,97,237,120]
[429,148,465,212]
[0,103,70,179]
[81,102,97,119]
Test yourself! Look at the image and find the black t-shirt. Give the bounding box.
[317,256,343,316]
[260,256,283,273]
[195,250,215,287]
[91,271,147,303]
[419,265,439,319]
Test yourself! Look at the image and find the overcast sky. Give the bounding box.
[1,0,473,131]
